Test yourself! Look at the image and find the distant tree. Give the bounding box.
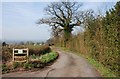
[19,41,24,45]
[2,42,7,47]
[41,42,45,45]
[26,41,30,45]
[37,2,83,47]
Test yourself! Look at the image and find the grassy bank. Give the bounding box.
[2,45,58,74]
[86,57,116,77]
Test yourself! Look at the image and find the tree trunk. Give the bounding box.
[63,29,72,47]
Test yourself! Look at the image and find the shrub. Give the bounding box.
[2,64,9,74]
[28,45,51,56]
[29,52,58,68]
[23,62,29,69]
[13,62,20,69]
[2,47,12,62]
[40,51,58,63]
[30,54,36,59]
[23,62,34,69]
[28,63,34,69]
[30,61,44,68]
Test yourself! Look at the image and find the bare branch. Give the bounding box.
[37,2,85,39]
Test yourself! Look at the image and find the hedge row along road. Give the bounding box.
[2,47,101,77]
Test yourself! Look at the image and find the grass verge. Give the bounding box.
[86,57,116,77]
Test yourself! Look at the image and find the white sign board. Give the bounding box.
[18,49,23,54]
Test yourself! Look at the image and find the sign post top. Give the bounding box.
[18,49,23,54]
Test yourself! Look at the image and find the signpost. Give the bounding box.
[13,48,29,62]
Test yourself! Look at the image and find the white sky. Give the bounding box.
[0,1,117,42]
[1,0,119,2]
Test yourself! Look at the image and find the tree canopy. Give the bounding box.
[37,2,83,46]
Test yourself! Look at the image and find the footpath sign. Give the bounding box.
[13,48,29,62]
[18,49,23,54]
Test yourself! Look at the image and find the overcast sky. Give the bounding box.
[1,0,117,42]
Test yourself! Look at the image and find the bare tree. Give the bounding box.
[37,2,83,47]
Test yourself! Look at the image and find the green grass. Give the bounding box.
[13,62,20,69]
[29,51,58,64]
[40,51,58,63]
[86,57,116,77]
[2,64,9,74]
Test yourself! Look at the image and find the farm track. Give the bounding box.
[2,46,101,77]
